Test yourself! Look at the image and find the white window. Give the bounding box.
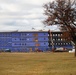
[58,39,60,41]
[27,38,29,40]
[27,34,29,35]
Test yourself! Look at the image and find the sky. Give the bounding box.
[0,0,59,31]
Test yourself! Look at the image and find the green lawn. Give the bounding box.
[0,52,76,75]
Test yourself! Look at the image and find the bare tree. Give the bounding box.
[43,0,76,56]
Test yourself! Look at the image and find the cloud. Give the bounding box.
[0,0,55,31]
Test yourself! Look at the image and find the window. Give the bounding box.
[58,39,60,41]
[22,43,24,45]
[58,34,60,36]
[35,43,40,46]
[22,39,24,40]
[20,43,21,45]
[15,38,16,40]
[44,33,46,35]
[21,33,24,36]
[53,39,55,41]
[33,34,38,37]
[55,43,57,45]
[34,38,38,42]
[21,33,26,36]
[56,34,57,36]
[52,34,54,36]
[3,34,7,37]
[64,43,65,45]
[68,43,71,45]
[58,43,60,45]
[27,38,29,40]
[44,43,46,44]
[44,38,46,40]
[14,43,16,45]
[61,39,63,41]
[27,34,29,35]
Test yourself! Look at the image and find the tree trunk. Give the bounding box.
[71,41,76,57]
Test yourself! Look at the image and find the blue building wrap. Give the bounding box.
[0,31,51,52]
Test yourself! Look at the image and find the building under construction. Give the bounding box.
[0,31,73,52]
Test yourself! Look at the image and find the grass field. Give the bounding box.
[0,52,76,75]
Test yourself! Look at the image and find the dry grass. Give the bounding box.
[0,52,76,75]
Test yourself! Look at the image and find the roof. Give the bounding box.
[0,30,48,33]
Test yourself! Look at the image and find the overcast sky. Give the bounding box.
[0,0,59,31]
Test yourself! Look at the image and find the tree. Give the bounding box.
[43,0,76,56]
